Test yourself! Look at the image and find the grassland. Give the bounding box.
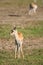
[0,0,43,7]
[0,49,43,65]
[0,21,43,39]
[0,22,43,65]
[0,0,43,65]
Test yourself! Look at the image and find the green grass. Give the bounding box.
[18,26,43,38]
[0,49,43,65]
[0,21,43,39]
[0,22,43,65]
[0,24,12,39]
[16,21,43,38]
[0,0,43,7]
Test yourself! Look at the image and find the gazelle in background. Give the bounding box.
[10,27,24,58]
[29,2,38,15]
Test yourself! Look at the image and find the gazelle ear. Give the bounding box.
[13,27,16,30]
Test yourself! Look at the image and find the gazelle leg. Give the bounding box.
[20,46,24,58]
[15,46,17,58]
[33,8,37,15]
[29,9,33,15]
[29,10,31,15]
[18,47,20,58]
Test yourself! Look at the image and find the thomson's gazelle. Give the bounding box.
[10,27,24,58]
[29,2,38,15]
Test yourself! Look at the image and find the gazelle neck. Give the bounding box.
[14,30,18,40]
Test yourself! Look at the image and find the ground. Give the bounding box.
[0,1,43,65]
[0,6,43,50]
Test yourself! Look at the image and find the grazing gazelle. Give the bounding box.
[10,27,24,58]
[29,2,38,15]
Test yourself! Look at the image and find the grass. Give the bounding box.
[0,49,43,65]
[18,26,43,38]
[0,24,12,39]
[0,21,43,39]
[0,0,43,7]
[0,0,43,65]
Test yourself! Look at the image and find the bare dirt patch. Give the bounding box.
[0,37,43,51]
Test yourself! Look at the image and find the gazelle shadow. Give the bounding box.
[8,14,21,17]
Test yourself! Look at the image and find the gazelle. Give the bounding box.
[10,27,24,58]
[29,2,38,15]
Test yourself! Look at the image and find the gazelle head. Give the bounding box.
[10,27,17,36]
